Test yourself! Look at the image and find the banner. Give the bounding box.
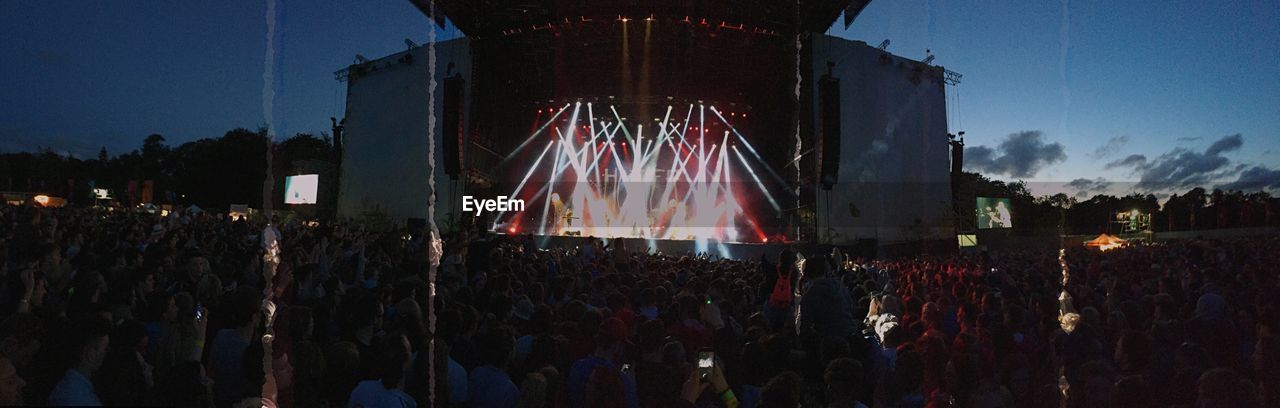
[142,180,154,204]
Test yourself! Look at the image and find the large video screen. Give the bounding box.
[976,197,1013,229]
[489,102,785,243]
[284,174,319,204]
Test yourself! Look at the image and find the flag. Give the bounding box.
[128,180,138,205]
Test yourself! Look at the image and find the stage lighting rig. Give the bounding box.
[943,69,963,86]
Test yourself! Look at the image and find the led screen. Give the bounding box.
[976,197,1013,229]
[285,174,319,204]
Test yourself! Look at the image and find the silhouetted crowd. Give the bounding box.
[1,203,1278,407]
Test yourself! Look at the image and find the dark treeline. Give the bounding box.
[954,172,1280,234]
[0,129,337,212]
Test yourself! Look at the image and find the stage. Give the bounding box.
[337,0,956,249]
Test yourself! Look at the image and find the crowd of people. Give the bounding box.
[1,203,1278,407]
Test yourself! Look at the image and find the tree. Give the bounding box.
[1036,193,1075,209]
[171,128,269,209]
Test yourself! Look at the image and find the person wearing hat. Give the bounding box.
[567,317,639,408]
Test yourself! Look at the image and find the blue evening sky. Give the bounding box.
[830,0,1280,194]
[3,0,1278,195]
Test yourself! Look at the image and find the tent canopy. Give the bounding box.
[1085,234,1127,250]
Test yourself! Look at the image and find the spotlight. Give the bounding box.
[508,226,517,234]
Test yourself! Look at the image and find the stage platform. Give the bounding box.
[520,234,783,260]
[515,234,883,261]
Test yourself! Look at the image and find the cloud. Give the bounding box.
[1205,134,1243,156]
[1106,154,1147,169]
[1176,136,1204,143]
[1134,134,1245,191]
[963,130,1067,178]
[1090,136,1129,160]
[1067,177,1111,192]
[1217,166,1280,191]
[1067,177,1111,198]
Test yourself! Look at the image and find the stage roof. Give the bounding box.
[409,0,873,37]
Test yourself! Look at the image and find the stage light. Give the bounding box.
[503,103,571,164]
[33,195,50,206]
[510,102,778,243]
[732,145,780,211]
[509,226,517,234]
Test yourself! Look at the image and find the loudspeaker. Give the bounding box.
[442,74,465,179]
[819,74,841,190]
[950,139,965,175]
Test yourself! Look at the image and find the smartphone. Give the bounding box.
[697,349,715,380]
[621,363,632,375]
[195,302,203,320]
[705,295,712,305]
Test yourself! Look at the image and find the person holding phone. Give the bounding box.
[680,351,737,408]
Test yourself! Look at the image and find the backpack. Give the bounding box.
[768,268,793,309]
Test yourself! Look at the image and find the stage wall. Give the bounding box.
[338,38,470,228]
[810,36,955,244]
